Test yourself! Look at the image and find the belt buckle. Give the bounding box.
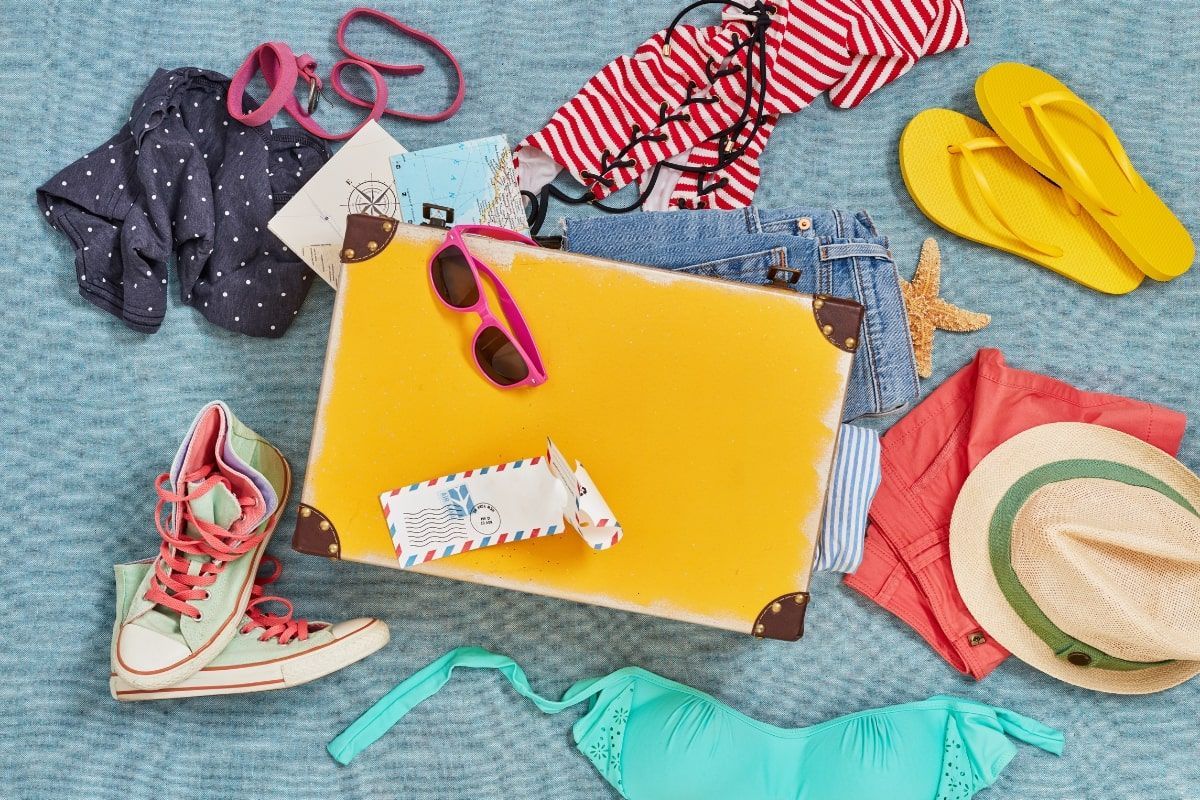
[305,74,321,116]
[767,266,800,286]
[767,250,800,287]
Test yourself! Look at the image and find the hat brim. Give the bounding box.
[950,422,1200,694]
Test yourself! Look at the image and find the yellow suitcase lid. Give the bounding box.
[293,216,863,639]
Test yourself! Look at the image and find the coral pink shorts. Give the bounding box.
[844,349,1186,679]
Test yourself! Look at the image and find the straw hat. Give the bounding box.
[950,422,1200,694]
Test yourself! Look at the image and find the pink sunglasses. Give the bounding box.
[428,225,547,389]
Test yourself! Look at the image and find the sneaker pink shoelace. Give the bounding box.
[143,466,265,620]
[241,555,316,644]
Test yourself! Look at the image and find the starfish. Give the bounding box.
[900,238,991,378]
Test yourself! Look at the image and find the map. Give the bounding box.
[267,121,407,288]
[390,135,528,232]
[341,176,398,218]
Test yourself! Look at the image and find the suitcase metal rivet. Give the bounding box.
[382,221,394,232]
[343,248,355,260]
[328,543,339,555]
[822,324,833,336]
[754,623,765,634]
[319,520,331,531]
[770,602,782,614]
[813,297,824,309]
[367,241,379,251]
[845,337,857,349]
[300,507,311,518]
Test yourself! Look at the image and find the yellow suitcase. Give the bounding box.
[293,215,863,639]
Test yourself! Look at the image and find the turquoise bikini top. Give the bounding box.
[329,647,1064,800]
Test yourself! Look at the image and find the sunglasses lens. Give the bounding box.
[474,325,529,386]
[431,245,479,308]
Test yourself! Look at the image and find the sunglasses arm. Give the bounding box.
[473,261,547,377]
[455,224,540,248]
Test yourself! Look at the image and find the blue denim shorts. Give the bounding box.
[561,206,919,422]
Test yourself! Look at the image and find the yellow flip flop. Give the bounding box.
[976,63,1194,281]
[900,109,1144,295]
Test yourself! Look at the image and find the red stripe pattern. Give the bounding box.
[517,0,968,211]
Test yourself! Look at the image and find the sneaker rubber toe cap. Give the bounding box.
[116,623,193,675]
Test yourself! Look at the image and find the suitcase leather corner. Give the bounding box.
[292,503,342,559]
[752,592,810,640]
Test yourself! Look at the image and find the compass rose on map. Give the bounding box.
[343,176,398,218]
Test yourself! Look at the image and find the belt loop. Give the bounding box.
[746,206,763,234]
[833,209,845,238]
[857,209,879,237]
[816,246,832,294]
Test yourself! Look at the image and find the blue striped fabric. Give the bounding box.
[813,425,882,573]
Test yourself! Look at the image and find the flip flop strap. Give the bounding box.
[1021,90,1139,216]
[948,137,1064,258]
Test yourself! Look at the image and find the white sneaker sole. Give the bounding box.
[109,618,389,701]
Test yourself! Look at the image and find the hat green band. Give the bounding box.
[989,458,1196,672]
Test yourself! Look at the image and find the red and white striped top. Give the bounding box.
[516,0,968,211]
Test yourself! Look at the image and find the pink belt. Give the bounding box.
[227,7,465,140]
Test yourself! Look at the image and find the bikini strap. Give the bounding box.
[328,647,615,765]
[991,706,1066,755]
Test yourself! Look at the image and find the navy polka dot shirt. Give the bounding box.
[37,67,330,337]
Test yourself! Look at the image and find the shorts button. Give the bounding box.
[797,217,812,231]
[968,632,986,647]
[1067,651,1092,666]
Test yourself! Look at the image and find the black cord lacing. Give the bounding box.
[524,0,776,235]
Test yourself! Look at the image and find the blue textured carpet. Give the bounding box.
[2,2,1198,798]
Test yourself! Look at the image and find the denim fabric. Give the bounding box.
[562,206,920,422]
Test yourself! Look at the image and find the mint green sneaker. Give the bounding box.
[110,557,389,700]
[112,402,291,690]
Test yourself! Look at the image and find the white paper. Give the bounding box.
[267,121,406,289]
[380,439,622,568]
